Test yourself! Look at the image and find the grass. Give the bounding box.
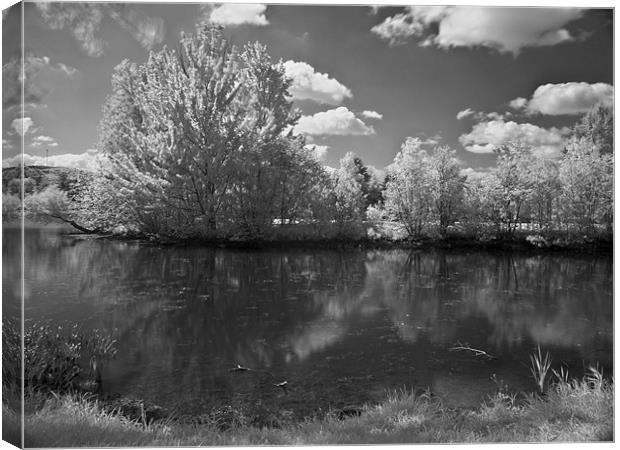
[5,369,612,447]
[529,345,552,394]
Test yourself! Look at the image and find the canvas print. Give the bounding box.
[1,1,614,447]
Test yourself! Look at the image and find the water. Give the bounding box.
[3,226,613,418]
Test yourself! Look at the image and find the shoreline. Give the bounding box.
[63,230,613,255]
[6,372,613,446]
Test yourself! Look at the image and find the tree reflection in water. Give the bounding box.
[6,227,612,416]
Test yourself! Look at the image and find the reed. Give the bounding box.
[529,345,552,394]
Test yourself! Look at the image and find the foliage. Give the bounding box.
[428,145,466,235]
[2,193,21,222]
[2,320,117,393]
[384,138,433,237]
[328,153,366,233]
[485,143,535,235]
[384,140,465,238]
[24,186,97,233]
[573,103,613,155]
[558,137,613,233]
[93,25,328,240]
[527,157,560,231]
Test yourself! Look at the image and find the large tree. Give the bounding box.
[558,136,613,233]
[428,145,465,236]
[384,138,433,237]
[95,26,304,238]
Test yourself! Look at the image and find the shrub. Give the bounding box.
[2,321,117,393]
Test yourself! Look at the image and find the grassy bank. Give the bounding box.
[6,370,612,446]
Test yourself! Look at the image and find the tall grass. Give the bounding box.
[2,320,117,393]
[529,345,552,394]
[9,367,612,446]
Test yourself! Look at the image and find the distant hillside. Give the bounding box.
[2,166,89,196]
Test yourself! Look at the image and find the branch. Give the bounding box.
[449,342,497,360]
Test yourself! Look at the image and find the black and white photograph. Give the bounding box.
[1,1,614,446]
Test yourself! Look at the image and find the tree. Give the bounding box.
[24,186,98,233]
[573,103,613,155]
[527,157,560,231]
[486,142,535,236]
[558,136,613,233]
[428,145,465,236]
[96,26,300,239]
[329,153,366,234]
[384,138,433,237]
[2,194,21,222]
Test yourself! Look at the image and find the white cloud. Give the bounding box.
[56,62,79,77]
[304,144,329,161]
[511,82,614,115]
[36,3,107,57]
[2,139,14,150]
[509,97,528,110]
[459,119,570,157]
[283,60,352,105]
[457,108,504,121]
[208,4,269,26]
[456,108,475,120]
[459,167,492,179]
[11,117,34,136]
[372,6,584,55]
[294,107,375,136]
[23,55,80,79]
[2,149,100,171]
[361,110,383,120]
[3,55,79,112]
[35,3,166,57]
[31,135,59,148]
[109,9,166,50]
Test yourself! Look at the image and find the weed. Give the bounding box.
[529,345,552,394]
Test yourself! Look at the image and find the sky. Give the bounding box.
[1,2,614,172]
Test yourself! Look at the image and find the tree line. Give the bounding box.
[9,26,613,243]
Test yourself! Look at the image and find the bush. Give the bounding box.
[2,321,117,393]
[2,193,21,222]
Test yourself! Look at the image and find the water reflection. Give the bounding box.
[5,227,612,415]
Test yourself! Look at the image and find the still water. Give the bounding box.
[3,227,613,418]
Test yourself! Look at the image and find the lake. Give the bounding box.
[3,226,613,420]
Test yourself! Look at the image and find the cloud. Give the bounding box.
[459,119,570,157]
[31,135,59,148]
[207,4,269,26]
[294,107,375,136]
[456,108,475,120]
[283,60,352,105]
[509,97,528,110]
[36,3,107,57]
[108,9,166,50]
[510,82,614,115]
[304,144,329,161]
[2,149,100,171]
[361,110,383,120]
[457,108,505,121]
[372,6,585,55]
[2,139,14,150]
[24,55,80,79]
[3,54,79,112]
[459,167,492,179]
[35,3,165,57]
[11,118,34,136]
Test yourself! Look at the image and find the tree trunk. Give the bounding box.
[66,220,100,234]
